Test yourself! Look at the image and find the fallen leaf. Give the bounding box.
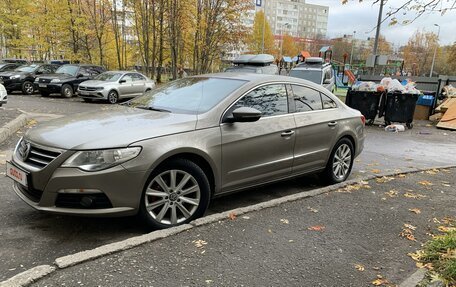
[228,212,237,220]
[418,180,433,186]
[376,176,395,183]
[404,223,417,230]
[399,228,417,241]
[425,169,439,175]
[397,174,406,178]
[404,192,427,199]
[371,169,381,174]
[307,207,319,213]
[371,278,389,286]
[205,279,213,284]
[280,219,289,224]
[354,264,365,271]
[438,226,456,232]
[385,190,398,197]
[308,225,325,231]
[409,208,421,214]
[192,239,208,248]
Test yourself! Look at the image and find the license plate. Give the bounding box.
[39,84,47,88]
[6,161,28,187]
[79,91,89,95]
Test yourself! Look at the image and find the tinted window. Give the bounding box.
[232,84,288,117]
[56,65,79,76]
[292,85,322,112]
[95,72,122,81]
[322,94,337,109]
[132,73,146,81]
[289,70,322,84]
[128,77,246,114]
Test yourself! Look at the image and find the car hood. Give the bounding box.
[0,71,17,77]
[79,80,108,87]
[25,106,198,150]
[38,73,74,80]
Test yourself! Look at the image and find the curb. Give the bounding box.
[0,113,28,145]
[1,164,455,287]
[399,268,427,287]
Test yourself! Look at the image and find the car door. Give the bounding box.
[118,73,135,96]
[131,73,146,95]
[220,83,296,192]
[290,84,340,174]
[74,67,91,88]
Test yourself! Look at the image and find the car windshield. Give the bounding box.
[16,65,38,72]
[95,72,122,81]
[128,77,246,114]
[289,70,322,84]
[56,65,79,76]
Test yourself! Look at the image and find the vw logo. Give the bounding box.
[18,140,31,161]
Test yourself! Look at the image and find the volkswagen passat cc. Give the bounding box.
[78,71,155,104]
[6,73,365,229]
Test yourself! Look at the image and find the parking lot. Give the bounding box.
[1,92,456,282]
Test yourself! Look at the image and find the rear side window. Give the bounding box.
[291,85,322,112]
[232,84,288,117]
[322,94,337,109]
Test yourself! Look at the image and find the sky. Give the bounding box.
[311,0,456,47]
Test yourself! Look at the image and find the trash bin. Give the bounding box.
[345,89,385,125]
[382,92,419,129]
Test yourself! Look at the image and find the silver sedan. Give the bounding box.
[7,73,365,229]
[78,71,155,104]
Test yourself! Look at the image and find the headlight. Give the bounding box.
[95,87,104,91]
[51,79,61,83]
[62,147,141,171]
[10,75,21,79]
[35,78,40,82]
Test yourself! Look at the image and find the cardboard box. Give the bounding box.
[413,105,430,120]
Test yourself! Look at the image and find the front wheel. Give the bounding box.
[22,81,34,95]
[61,84,73,98]
[107,90,119,104]
[138,159,211,230]
[321,138,354,184]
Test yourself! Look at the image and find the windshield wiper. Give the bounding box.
[135,106,171,113]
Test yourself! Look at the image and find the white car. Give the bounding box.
[78,71,155,104]
[289,57,335,93]
[0,83,7,107]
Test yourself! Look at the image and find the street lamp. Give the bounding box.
[350,31,356,66]
[429,23,440,77]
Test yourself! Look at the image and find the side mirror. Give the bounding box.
[119,79,126,84]
[226,107,262,123]
[323,78,331,84]
[77,73,84,78]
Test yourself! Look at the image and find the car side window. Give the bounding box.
[132,73,145,81]
[322,94,337,109]
[230,84,288,117]
[121,74,133,82]
[291,85,322,112]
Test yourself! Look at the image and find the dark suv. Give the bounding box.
[34,64,105,98]
[0,63,21,73]
[0,64,59,95]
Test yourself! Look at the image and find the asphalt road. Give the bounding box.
[0,94,455,281]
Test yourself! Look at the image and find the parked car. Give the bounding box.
[0,64,59,95]
[6,73,365,229]
[34,64,105,98]
[78,71,155,104]
[0,83,7,107]
[1,58,28,65]
[225,54,279,75]
[0,63,21,73]
[289,57,335,92]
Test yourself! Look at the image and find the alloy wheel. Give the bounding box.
[24,82,34,94]
[332,143,352,179]
[108,92,118,104]
[144,169,201,225]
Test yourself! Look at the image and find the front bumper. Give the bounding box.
[35,83,62,94]
[10,148,147,217]
[0,79,22,91]
[0,95,6,104]
[77,89,108,99]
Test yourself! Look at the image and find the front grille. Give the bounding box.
[55,193,113,209]
[17,184,43,203]
[24,145,61,169]
[39,78,51,84]
[79,86,99,92]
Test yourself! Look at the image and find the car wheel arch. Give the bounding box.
[145,150,218,197]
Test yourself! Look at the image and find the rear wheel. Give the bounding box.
[138,159,211,230]
[321,138,354,184]
[22,81,34,95]
[61,84,73,98]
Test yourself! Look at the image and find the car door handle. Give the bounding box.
[328,121,338,127]
[281,130,295,137]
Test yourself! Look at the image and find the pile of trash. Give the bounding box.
[432,85,456,131]
[352,77,421,94]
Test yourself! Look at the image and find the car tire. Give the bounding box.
[22,81,34,95]
[321,138,354,184]
[61,84,73,98]
[107,90,119,104]
[138,159,211,230]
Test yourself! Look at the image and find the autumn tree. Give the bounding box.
[402,30,438,76]
[281,34,299,57]
[248,11,275,54]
